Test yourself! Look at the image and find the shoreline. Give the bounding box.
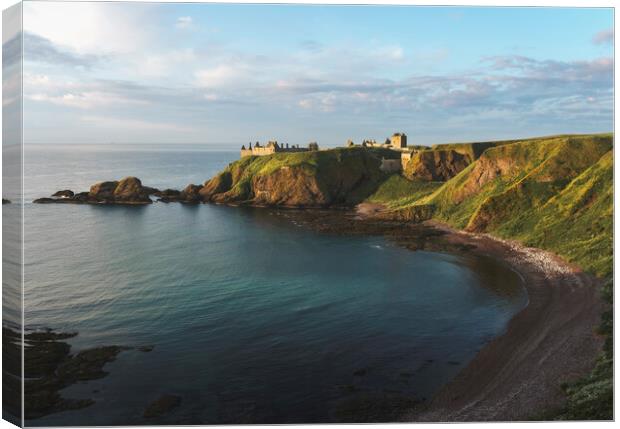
[404,220,604,421]
[269,202,605,420]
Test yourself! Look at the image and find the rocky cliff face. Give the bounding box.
[200,148,396,207]
[403,149,471,182]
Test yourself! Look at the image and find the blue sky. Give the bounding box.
[13,2,614,146]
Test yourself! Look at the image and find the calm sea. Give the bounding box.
[14,144,527,425]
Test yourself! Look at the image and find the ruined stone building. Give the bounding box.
[240,140,319,158]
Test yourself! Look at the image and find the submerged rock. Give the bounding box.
[143,394,182,418]
[3,326,131,420]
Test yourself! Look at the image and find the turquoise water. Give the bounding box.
[19,145,527,425]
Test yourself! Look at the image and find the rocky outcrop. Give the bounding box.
[35,177,156,205]
[404,150,471,182]
[113,177,152,203]
[156,184,203,203]
[2,198,10,204]
[199,172,233,201]
[89,181,119,200]
[3,327,131,420]
[201,148,394,207]
[34,176,208,205]
[52,190,74,198]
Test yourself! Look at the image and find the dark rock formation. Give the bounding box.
[143,394,182,418]
[3,198,11,204]
[113,177,152,203]
[35,177,156,205]
[156,185,203,203]
[180,184,203,203]
[89,181,119,200]
[52,190,74,198]
[3,326,130,420]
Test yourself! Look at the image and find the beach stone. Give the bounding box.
[143,394,182,418]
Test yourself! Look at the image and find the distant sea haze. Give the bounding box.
[17,144,526,425]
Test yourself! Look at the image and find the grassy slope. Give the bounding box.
[414,134,613,276]
[366,174,442,208]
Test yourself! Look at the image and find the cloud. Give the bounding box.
[23,32,103,68]
[592,28,613,45]
[23,1,154,54]
[194,64,254,88]
[176,16,193,29]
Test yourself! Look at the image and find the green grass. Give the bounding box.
[365,174,442,208]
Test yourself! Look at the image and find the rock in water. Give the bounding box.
[181,184,203,203]
[52,190,74,198]
[113,177,152,203]
[89,181,119,200]
[143,394,182,418]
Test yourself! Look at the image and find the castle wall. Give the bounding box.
[401,151,414,170]
[240,146,311,158]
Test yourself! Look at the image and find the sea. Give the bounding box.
[5,144,528,425]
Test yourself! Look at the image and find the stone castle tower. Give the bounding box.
[390,133,407,149]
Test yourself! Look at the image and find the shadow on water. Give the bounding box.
[228,205,526,302]
[23,202,528,425]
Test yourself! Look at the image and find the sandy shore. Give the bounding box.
[404,220,604,421]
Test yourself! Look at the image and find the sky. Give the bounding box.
[8,2,615,146]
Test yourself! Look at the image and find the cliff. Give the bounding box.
[386,134,613,277]
[200,147,400,207]
[403,149,471,181]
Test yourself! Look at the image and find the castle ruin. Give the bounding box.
[240,141,319,158]
[349,132,419,172]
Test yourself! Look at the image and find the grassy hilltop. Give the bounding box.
[203,133,613,420]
